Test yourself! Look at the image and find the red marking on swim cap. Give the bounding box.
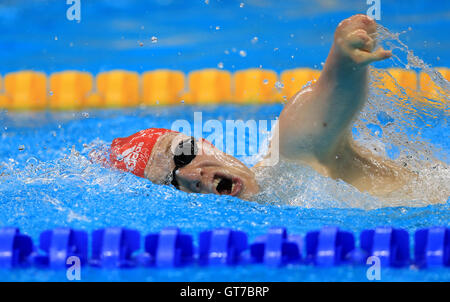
[110,128,177,178]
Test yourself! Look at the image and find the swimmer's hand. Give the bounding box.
[334,14,391,65]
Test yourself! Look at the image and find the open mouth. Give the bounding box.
[213,174,243,196]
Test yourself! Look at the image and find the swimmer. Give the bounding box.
[106,14,413,200]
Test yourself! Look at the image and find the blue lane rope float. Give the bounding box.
[305,226,355,266]
[199,228,247,266]
[0,227,33,268]
[250,227,302,266]
[0,226,449,270]
[91,227,140,268]
[415,226,450,268]
[145,227,194,268]
[360,227,410,268]
[34,228,88,269]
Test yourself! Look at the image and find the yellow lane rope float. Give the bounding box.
[0,68,448,110]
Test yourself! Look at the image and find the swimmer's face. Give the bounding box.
[144,132,259,200]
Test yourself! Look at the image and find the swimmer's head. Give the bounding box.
[109,129,259,200]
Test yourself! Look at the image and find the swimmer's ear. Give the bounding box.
[351,47,392,65]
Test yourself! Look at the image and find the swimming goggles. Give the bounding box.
[167,136,198,189]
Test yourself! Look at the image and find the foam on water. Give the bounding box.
[0,25,449,281]
[0,26,448,213]
[252,25,449,209]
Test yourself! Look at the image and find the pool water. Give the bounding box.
[0,0,449,281]
[1,0,449,73]
[0,102,449,281]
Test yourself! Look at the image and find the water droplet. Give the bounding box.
[263,79,269,85]
[251,37,258,44]
[139,42,144,47]
[217,62,224,69]
[215,26,220,30]
[18,145,25,151]
[54,36,58,41]
[240,2,245,8]
[275,81,284,89]
[239,50,247,57]
[224,49,230,55]
[290,33,294,38]
[151,36,158,43]
[49,91,54,96]
[205,0,210,4]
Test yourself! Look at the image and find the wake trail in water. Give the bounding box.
[253,25,449,209]
[0,26,448,211]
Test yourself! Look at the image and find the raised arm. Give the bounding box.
[278,14,391,162]
[271,15,416,195]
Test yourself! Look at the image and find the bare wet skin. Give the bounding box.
[112,14,446,205]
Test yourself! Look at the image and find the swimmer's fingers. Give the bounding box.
[336,14,377,39]
[351,14,377,35]
[346,29,375,52]
[351,47,392,65]
[335,14,389,65]
[368,47,392,63]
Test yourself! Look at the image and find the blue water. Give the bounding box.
[0,0,450,281]
[0,0,449,73]
[0,105,449,281]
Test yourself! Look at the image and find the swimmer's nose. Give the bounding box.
[175,168,203,193]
